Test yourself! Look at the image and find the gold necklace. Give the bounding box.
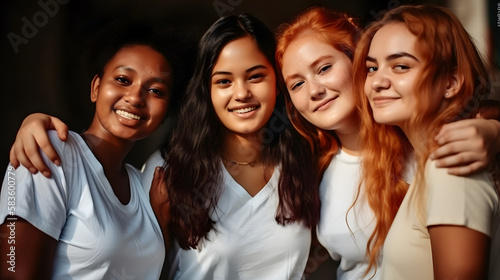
[223,158,256,167]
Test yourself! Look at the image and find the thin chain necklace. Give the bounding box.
[223,158,257,167]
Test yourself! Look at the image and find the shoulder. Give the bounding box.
[425,159,499,234]
[425,159,493,190]
[141,150,165,194]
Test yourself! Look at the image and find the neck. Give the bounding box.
[81,130,134,174]
[335,114,362,156]
[221,131,263,165]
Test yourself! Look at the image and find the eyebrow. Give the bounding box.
[115,65,170,85]
[366,52,420,63]
[211,64,268,78]
[311,55,334,68]
[115,65,136,72]
[284,55,334,84]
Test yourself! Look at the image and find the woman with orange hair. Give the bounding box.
[355,4,499,279]
[7,5,500,279]
[276,5,500,279]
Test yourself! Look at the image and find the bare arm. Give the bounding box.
[0,217,57,279]
[429,225,489,279]
[430,119,500,175]
[9,113,69,178]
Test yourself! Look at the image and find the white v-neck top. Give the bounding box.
[142,153,311,279]
[0,131,164,279]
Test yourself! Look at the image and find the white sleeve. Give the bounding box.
[140,150,165,195]
[0,161,68,240]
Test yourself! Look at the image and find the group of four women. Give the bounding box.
[1,3,500,280]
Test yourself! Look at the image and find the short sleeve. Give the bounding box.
[0,139,69,240]
[425,160,498,236]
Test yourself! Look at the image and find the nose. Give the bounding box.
[124,84,146,107]
[308,80,326,99]
[233,81,252,101]
[370,70,390,91]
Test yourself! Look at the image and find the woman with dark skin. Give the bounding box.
[0,23,187,279]
[6,14,319,279]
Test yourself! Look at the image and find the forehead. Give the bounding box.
[105,45,171,77]
[368,22,418,57]
[212,36,272,71]
[283,32,346,63]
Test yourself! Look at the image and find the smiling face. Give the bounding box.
[88,44,171,142]
[210,36,277,136]
[281,31,356,133]
[364,23,442,129]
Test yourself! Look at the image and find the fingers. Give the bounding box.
[8,113,66,178]
[150,166,170,220]
[150,166,170,247]
[50,116,69,141]
[430,137,485,160]
[443,161,486,176]
[434,120,479,146]
[151,166,167,199]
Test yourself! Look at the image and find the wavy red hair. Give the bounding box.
[353,4,491,274]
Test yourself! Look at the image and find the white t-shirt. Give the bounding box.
[0,131,165,279]
[142,153,311,280]
[316,149,378,280]
[381,159,500,279]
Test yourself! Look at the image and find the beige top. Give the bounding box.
[381,159,499,280]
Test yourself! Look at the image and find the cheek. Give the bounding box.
[210,88,224,109]
[364,78,372,97]
[289,92,308,113]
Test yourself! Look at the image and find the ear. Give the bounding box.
[90,75,100,103]
[444,71,464,98]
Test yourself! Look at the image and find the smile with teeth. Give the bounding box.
[116,109,142,120]
[230,107,257,114]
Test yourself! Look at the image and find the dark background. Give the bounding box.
[3,0,462,170]
[1,0,499,278]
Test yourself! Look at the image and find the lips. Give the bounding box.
[314,96,338,112]
[229,106,259,114]
[115,109,143,120]
[371,96,400,105]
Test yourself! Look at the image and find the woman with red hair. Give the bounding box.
[7,5,500,279]
[355,4,499,279]
[276,5,500,279]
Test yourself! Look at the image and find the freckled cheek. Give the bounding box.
[290,94,309,114]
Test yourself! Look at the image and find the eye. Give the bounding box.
[367,66,378,73]
[148,88,164,96]
[115,76,130,85]
[394,65,410,72]
[249,73,265,82]
[216,79,231,85]
[290,81,304,91]
[318,65,332,74]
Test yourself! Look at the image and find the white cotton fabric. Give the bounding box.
[142,153,311,280]
[0,131,165,280]
[316,149,379,280]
